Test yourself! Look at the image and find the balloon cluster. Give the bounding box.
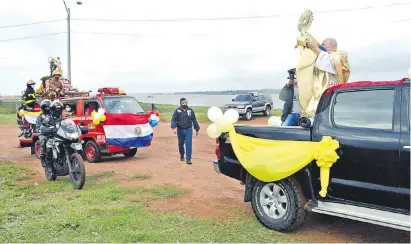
[148,112,160,127]
[206,106,239,138]
[268,116,282,126]
[91,108,107,125]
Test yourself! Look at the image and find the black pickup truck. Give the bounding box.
[213,78,410,232]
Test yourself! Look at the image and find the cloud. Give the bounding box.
[0,0,410,95]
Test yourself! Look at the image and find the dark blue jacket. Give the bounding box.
[171,107,200,131]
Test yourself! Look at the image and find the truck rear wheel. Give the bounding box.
[123,148,138,158]
[84,141,102,163]
[251,176,307,232]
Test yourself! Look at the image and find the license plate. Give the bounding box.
[73,143,82,150]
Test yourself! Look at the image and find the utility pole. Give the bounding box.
[62,0,82,82]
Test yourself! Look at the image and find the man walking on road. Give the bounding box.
[171,98,200,165]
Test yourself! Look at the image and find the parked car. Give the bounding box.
[224,93,273,120]
[213,78,410,232]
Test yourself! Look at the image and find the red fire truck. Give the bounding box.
[20,87,159,163]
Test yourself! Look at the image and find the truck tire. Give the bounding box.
[251,176,307,232]
[244,108,253,121]
[263,105,271,116]
[123,148,138,158]
[84,141,102,163]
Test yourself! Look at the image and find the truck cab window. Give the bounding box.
[84,101,100,116]
[332,89,395,130]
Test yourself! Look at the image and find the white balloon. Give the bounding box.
[207,106,223,122]
[206,123,221,139]
[154,116,160,122]
[150,114,157,120]
[98,108,105,114]
[268,116,282,126]
[224,109,239,124]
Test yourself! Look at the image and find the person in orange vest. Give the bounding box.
[47,70,64,101]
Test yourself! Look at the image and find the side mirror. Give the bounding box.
[253,98,257,102]
[231,99,234,102]
[79,126,88,135]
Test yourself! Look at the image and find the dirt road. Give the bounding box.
[1,118,409,243]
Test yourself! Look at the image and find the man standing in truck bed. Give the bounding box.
[171,98,200,165]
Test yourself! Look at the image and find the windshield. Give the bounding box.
[103,96,145,114]
[234,95,252,102]
[60,118,77,133]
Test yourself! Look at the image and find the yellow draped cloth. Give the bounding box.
[227,125,340,197]
[296,33,351,118]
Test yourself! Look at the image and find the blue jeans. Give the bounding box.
[177,128,193,160]
[281,113,300,126]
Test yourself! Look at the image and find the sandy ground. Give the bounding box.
[1,117,409,243]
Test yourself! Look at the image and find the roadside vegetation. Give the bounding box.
[0,100,281,124]
[0,162,295,243]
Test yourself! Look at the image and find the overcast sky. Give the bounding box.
[0,0,410,95]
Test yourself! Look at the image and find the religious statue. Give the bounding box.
[48,56,63,77]
[295,10,351,118]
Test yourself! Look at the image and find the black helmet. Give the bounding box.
[51,101,63,117]
[40,99,52,114]
[51,101,63,111]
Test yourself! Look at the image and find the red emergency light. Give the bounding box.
[97,87,119,95]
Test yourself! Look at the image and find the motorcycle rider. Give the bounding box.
[24,80,37,109]
[36,99,54,167]
[51,101,64,122]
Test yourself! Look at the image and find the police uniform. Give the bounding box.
[171,107,200,163]
[36,113,55,167]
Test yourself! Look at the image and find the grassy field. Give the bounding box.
[0,162,294,243]
[0,100,281,124]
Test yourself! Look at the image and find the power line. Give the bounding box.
[71,2,411,22]
[72,31,209,37]
[0,2,409,30]
[0,32,66,43]
[0,19,65,29]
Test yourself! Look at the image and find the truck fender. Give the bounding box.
[294,166,316,201]
[243,166,315,203]
[244,172,257,202]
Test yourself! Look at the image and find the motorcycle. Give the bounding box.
[41,118,88,189]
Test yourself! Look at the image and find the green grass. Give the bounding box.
[142,103,281,123]
[129,173,152,180]
[0,162,296,243]
[0,100,281,124]
[0,114,15,124]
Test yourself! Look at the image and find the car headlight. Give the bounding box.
[237,105,245,109]
[69,132,79,139]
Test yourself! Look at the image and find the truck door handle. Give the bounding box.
[403,146,411,151]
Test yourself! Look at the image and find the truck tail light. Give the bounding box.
[215,138,220,160]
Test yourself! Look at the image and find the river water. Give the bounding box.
[132,93,284,109]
